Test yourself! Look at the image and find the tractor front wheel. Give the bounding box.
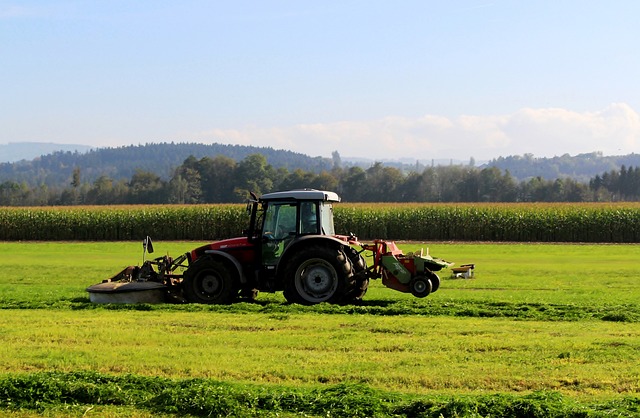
[182,258,237,304]
[410,275,432,298]
[284,245,352,305]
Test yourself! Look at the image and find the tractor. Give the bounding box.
[87,189,460,304]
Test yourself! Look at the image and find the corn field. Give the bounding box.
[0,205,246,241]
[335,203,640,243]
[1,203,639,242]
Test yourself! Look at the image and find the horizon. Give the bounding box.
[2,1,640,161]
[0,140,635,166]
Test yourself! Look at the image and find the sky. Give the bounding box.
[1,1,640,162]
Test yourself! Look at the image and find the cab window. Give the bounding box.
[299,201,318,234]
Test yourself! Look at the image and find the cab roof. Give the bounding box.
[260,189,340,202]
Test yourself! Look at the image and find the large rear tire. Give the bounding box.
[344,247,369,303]
[182,258,237,304]
[284,245,353,305]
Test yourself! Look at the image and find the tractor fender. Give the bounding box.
[276,235,350,278]
[203,250,248,284]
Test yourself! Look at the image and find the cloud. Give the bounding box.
[189,103,640,161]
[502,103,640,157]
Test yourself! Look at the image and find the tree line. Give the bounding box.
[1,153,640,206]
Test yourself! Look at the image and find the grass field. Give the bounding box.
[0,240,639,416]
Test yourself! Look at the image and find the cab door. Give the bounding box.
[260,201,297,268]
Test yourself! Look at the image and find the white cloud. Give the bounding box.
[502,103,640,157]
[188,103,640,161]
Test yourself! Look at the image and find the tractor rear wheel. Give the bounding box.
[183,258,237,304]
[344,247,369,303]
[284,245,353,305]
[409,275,432,298]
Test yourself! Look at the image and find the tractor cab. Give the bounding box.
[250,190,339,268]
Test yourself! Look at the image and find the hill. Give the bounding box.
[0,142,332,188]
[0,142,93,163]
[2,142,639,190]
[483,152,640,182]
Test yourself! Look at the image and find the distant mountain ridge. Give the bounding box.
[484,152,640,182]
[0,142,333,188]
[0,142,94,163]
[1,142,639,189]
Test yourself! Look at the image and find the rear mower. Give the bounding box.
[357,240,452,298]
[87,189,467,304]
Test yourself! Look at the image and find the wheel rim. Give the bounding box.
[413,279,427,294]
[295,258,338,303]
[197,271,223,299]
[410,276,431,298]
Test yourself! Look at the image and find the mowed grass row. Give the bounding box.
[1,202,640,242]
[3,372,639,418]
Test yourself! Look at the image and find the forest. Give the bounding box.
[0,142,332,187]
[1,152,639,205]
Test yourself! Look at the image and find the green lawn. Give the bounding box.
[0,240,639,416]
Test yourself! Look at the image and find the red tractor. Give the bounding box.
[88,189,460,304]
